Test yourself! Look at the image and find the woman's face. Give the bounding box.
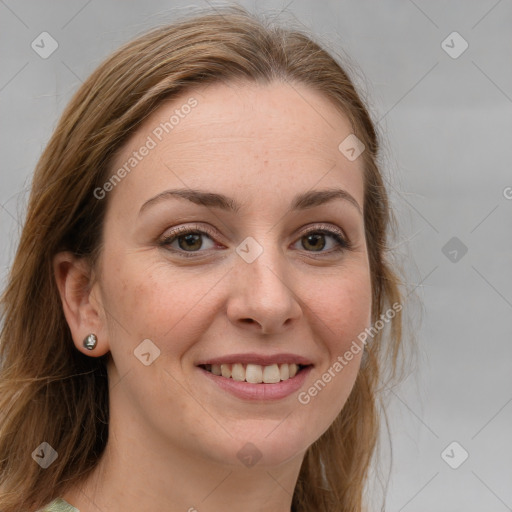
[92,81,372,468]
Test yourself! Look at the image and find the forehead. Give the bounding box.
[107,80,365,214]
[146,81,356,162]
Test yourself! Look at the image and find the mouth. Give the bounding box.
[197,362,313,401]
[198,363,311,384]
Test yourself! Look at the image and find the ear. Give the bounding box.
[53,251,110,357]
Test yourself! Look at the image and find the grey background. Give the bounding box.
[1,1,511,510]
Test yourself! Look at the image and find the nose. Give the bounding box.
[226,241,303,335]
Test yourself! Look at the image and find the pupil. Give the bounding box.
[304,233,325,251]
[179,233,202,251]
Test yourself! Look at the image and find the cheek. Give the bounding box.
[101,259,221,360]
[297,265,371,415]
[308,265,372,355]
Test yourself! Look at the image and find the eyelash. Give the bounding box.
[158,223,352,258]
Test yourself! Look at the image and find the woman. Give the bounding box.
[0,6,407,512]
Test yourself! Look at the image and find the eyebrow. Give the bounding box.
[139,187,362,216]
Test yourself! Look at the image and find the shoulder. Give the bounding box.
[39,498,80,512]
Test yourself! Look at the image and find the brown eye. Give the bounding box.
[177,233,203,251]
[159,225,217,256]
[301,233,326,251]
[293,228,351,255]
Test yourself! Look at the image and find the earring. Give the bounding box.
[83,333,98,351]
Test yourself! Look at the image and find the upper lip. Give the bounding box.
[196,352,314,367]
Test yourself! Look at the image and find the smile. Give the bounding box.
[198,363,313,401]
[200,363,307,384]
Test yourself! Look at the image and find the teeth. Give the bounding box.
[245,364,263,384]
[262,364,281,383]
[221,364,231,378]
[205,363,304,383]
[231,363,245,381]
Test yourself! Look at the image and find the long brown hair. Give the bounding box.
[0,6,410,511]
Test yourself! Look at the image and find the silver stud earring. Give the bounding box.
[83,333,98,351]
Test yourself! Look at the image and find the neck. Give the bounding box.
[62,410,303,512]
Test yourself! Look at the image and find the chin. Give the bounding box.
[221,423,314,469]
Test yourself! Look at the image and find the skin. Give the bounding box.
[54,80,372,512]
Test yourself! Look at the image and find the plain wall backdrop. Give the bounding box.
[1,1,511,510]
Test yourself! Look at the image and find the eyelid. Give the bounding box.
[299,222,347,240]
[162,223,218,240]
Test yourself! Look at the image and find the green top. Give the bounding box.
[40,498,79,512]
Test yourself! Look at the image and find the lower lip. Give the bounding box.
[198,366,313,401]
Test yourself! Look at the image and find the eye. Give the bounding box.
[292,225,351,255]
[159,224,218,256]
[159,223,352,258]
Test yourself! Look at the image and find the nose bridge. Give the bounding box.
[228,234,301,332]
